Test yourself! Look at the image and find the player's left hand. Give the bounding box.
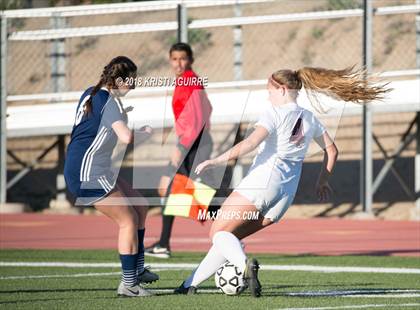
[124,106,134,113]
[316,181,332,202]
[195,159,216,175]
[134,125,153,144]
[138,125,153,135]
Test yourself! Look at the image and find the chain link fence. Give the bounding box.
[4,0,418,96]
[6,8,177,96]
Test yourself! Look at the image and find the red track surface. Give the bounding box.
[0,213,419,256]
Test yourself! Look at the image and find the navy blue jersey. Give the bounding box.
[64,87,127,197]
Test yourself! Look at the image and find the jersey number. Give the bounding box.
[74,96,90,126]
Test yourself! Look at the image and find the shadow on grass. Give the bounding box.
[2,284,413,302]
[0,295,119,305]
[0,287,115,295]
[0,282,382,295]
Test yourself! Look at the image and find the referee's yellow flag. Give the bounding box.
[163,173,216,221]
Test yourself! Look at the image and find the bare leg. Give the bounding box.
[113,177,162,285]
[114,177,153,278]
[115,177,148,229]
[94,189,139,254]
[93,189,142,289]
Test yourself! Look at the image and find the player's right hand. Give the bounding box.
[316,181,332,202]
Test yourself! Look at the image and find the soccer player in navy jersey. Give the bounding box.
[64,56,158,297]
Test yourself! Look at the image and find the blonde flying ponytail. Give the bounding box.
[272,66,391,113]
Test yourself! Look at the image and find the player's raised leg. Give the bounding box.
[210,192,273,297]
[176,191,273,297]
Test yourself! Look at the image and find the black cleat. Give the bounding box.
[244,258,261,297]
[174,281,197,295]
[138,266,159,284]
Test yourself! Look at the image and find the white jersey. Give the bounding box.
[234,101,326,222]
[254,101,326,163]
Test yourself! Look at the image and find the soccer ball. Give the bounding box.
[215,261,246,295]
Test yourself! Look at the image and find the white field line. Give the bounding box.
[279,304,420,310]
[0,270,419,301]
[344,294,420,298]
[0,268,177,280]
[0,268,175,280]
[1,262,420,274]
[286,289,420,296]
[261,265,420,274]
[148,288,420,295]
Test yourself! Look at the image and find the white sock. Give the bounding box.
[184,245,226,287]
[212,231,247,273]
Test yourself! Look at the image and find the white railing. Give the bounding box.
[8,4,420,41]
[1,0,271,18]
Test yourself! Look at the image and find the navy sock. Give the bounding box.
[137,229,145,276]
[120,253,138,287]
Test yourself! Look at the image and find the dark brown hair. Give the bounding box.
[169,42,194,63]
[84,56,137,115]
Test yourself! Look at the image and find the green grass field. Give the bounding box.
[0,250,419,310]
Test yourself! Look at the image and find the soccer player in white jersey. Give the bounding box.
[174,67,389,297]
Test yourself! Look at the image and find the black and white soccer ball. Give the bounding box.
[215,261,246,295]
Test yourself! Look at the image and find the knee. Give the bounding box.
[209,228,220,240]
[210,230,229,243]
[118,214,139,231]
[209,220,231,240]
[209,221,222,240]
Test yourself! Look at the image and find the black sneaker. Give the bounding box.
[174,281,197,295]
[244,258,261,297]
[144,244,171,259]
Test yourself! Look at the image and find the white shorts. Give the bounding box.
[234,157,302,223]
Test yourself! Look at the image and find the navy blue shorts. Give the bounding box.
[66,175,116,206]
